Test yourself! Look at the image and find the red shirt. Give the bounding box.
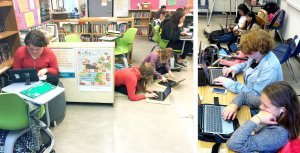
[13,46,59,75]
[115,66,145,101]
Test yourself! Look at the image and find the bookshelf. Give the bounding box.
[0,0,21,73]
[51,17,134,42]
[129,9,150,37]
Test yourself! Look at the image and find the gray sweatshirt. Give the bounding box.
[227,92,289,153]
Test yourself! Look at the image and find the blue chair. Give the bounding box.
[198,0,210,25]
[290,41,300,58]
[267,9,286,42]
[273,35,298,82]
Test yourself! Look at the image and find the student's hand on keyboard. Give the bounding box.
[146,92,158,98]
[161,76,168,82]
[222,67,236,78]
[38,68,48,77]
[222,103,238,120]
[213,76,230,85]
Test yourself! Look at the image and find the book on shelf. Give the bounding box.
[0,43,10,65]
[0,14,6,32]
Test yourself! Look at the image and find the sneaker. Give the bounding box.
[176,61,187,67]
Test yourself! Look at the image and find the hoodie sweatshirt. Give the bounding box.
[115,66,146,101]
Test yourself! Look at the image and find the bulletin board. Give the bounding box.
[13,0,50,30]
[130,0,193,10]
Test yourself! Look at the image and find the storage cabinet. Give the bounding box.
[0,0,21,73]
[51,17,134,42]
[129,9,150,37]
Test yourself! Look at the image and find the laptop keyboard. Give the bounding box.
[210,69,223,83]
[205,105,223,133]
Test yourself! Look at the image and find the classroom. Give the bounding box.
[0,0,196,153]
[198,0,300,152]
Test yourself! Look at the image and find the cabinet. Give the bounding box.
[129,9,150,37]
[51,17,134,42]
[0,0,21,74]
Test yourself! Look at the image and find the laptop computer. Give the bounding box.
[199,104,235,135]
[149,84,171,101]
[157,78,185,87]
[202,66,236,86]
[9,68,39,84]
[180,32,193,40]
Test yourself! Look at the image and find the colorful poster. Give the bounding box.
[18,0,29,12]
[24,12,35,27]
[168,0,177,6]
[52,49,76,78]
[76,48,112,91]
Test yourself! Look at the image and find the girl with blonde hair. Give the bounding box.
[143,48,174,82]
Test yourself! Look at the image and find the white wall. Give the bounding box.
[207,0,244,12]
[280,0,300,42]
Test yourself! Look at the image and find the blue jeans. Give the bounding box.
[213,32,237,43]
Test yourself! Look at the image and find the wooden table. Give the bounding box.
[198,75,251,153]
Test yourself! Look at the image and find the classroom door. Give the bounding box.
[88,0,113,17]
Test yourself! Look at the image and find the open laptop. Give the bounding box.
[157,78,185,87]
[9,68,39,84]
[199,104,235,135]
[149,84,171,101]
[202,66,236,86]
[180,32,193,40]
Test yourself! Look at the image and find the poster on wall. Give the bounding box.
[76,48,112,92]
[13,0,40,30]
[51,48,76,78]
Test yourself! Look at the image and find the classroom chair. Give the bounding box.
[198,0,210,25]
[273,35,298,82]
[267,9,286,42]
[159,38,183,71]
[0,93,55,153]
[64,34,82,42]
[115,28,137,68]
[150,25,161,52]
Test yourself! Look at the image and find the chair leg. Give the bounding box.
[150,45,156,52]
[276,30,285,43]
[121,56,129,68]
[4,129,30,153]
[286,60,297,82]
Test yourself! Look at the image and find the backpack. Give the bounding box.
[201,45,219,66]
[269,9,285,28]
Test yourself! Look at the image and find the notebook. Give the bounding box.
[199,104,235,135]
[146,84,171,104]
[20,82,56,99]
[157,78,185,87]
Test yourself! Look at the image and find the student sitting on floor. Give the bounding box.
[213,29,283,96]
[225,81,300,153]
[142,48,174,82]
[13,29,59,86]
[114,63,158,101]
[204,4,250,44]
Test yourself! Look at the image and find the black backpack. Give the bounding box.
[201,45,219,66]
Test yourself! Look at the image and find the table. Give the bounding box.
[198,75,251,153]
[2,81,65,151]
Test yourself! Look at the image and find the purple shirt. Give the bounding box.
[142,52,170,78]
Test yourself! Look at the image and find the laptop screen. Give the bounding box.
[163,84,171,97]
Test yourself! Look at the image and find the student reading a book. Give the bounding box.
[13,30,59,86]
[160,10,193,66]
[213,29,283,96]
[114,63,158,101]
[226,81,300,153]
[142,48,174,82]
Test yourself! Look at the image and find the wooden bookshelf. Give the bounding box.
[52,17,134,42]
[129,9,150,37]
[0,0,21,69]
